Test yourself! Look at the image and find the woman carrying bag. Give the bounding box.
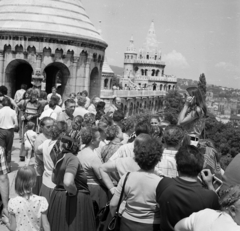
[109,135,163,231]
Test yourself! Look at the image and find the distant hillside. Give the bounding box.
[110,65,124,76]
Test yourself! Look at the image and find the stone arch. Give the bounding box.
[104,78,109,89]
[43,62,70,97]
[5,59,33,97]
[15,45,23,53]
[89,67,100,98]
[153,83,156,91]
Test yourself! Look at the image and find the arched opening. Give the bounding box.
[5,59,33,97]
[136,102,139,114]
[152,69,155,76]
[124,105,127,116]
[144,101,147,109]
[145,69,148,76]
[156,70,160,76]
[44,62,70,97]
[168,85,171,90]
[104,78,109,89]
[141,69,144,76]
[160,84,163,91]
[153,84,156,91]
[89,67,100,98]
[146,54,149,59]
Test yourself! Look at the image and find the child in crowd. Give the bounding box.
[2,166,50,231]
[24,122,37,166]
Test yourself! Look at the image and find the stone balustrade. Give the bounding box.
[100,89,166,99]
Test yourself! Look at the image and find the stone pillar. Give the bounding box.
[72,56,79,93]
[36,53,42,70]
[0,51,4,85]
[84,54,93,92]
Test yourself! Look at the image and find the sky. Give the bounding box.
[83,0,240,89]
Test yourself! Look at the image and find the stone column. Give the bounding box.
[0,51,4,85]
[36,53,42,70]
[84,54,93,92]
[72,56,79,93]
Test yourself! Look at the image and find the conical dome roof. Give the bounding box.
[0,0,107,47]
[102,58,114,74]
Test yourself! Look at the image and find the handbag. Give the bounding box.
[108,172,130,231]
[96,201,110,231]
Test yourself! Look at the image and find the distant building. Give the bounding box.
[101,21,177,116]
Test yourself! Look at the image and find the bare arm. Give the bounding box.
[3,213,17,231]
[110,194,120,216]
[63,172,77,195]
[0,174,9,210]
[41,211,51,231]
[99,161,117,194]
[92,157,106,187]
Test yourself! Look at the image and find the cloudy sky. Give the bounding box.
[83,0,240,88]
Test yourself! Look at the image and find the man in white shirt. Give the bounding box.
[39,97,58,120]
[44,95,62,118]
[0,97,18,164]
[110,120,154,161]
[73,96,89,118]
[87,96,101,115]
[14,84,27,104]
[155,125,185,177]
[47,86,62,106]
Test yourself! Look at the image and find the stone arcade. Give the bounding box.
[0,0,107,99]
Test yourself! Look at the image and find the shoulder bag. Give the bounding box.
[108,172,130,231]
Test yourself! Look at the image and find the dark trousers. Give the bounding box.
[0,128,14,163]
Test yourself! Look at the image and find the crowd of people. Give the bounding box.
[0,85,239,231]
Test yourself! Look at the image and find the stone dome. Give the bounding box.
[0,0,107,47]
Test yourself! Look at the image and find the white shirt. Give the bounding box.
[24,130,37,149]
[44,104,62,117]
[87,104,97,115]
[109,142,134,161]
[0,106,18,129]
[182,209,240,231]
[155,149,178,177]
[8,195,48,231]
[47,93,62,105]
[14,89,26,103]
[39,108,57,120]
[73,106,89,118]
[39,139,57,188]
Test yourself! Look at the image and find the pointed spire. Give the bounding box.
[126,35,136,53]
[143,20,159,52]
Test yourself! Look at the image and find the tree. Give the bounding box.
[198,73,207,99]
[164,90,184,125]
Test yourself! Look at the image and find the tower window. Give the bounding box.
[146,55,149,59]
[145,69,148,76]
[152,69,155,76]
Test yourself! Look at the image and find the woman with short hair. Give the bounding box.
[77,126,108,213]
[38,121,68,202]
[110,135,163,231]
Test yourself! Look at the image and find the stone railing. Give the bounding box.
[150,76,177,83]
[101,89,166,99]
